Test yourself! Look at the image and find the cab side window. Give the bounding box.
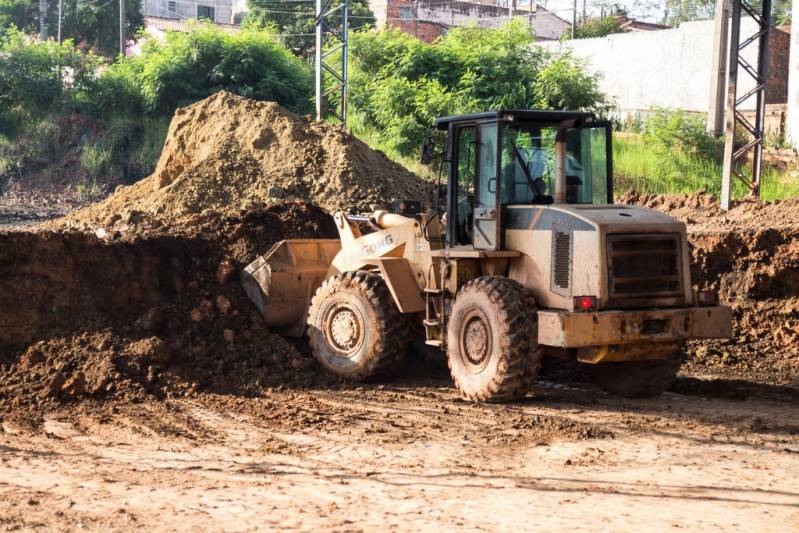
[455,127,476,245]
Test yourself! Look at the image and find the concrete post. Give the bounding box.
[787,1,799,148]
[707,0,729,135]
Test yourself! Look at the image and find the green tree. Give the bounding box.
[345,21,611,156]
[0,0,143,57]
[0,27,101,133]
[93,24,314,115]
[564,16,626,39]
[664,0,791,25]
[0,0,35,34]
[245,0,375,56]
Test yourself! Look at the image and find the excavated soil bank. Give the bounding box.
[0,201,339,424]
[54,91,432,229]
[621,192,799,384]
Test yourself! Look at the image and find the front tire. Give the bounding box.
[447,277,538,402]
[588,346,684,398]
[307,271,407,381]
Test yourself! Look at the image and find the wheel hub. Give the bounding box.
[325,306,363,356]
[461,311,492,369]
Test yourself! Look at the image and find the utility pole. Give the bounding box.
[707,0,729,135]
[119,0,125,56]
[315,0,349,127]
[571,0,577,38]
[508,0,515,22]
[39,0,48,41]
[57,0,62,43]
[315,0,323,121]
[720,0,772,209]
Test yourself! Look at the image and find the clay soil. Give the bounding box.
[1,374,798,531]
[1,92,797,529]
[2,192,798,530]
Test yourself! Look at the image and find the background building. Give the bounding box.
[369,0,570,43]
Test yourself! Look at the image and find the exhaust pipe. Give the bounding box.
[553,118,580,204]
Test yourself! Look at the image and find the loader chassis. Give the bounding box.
[243,109,732,401]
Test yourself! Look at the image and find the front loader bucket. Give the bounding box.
[241,239,341,336]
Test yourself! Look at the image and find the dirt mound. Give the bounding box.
[619,191,799,231]
[0,201,339,425]
[621,191,799,384]
[55,92,431,229]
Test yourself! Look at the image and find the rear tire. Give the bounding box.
[588,346,684,398]
[307,271,407,381]
[447,277,537,402]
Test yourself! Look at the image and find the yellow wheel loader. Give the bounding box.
[242,110,732,401]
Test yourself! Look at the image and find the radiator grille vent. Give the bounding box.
[607,233,683,305]
[553,231,571,289]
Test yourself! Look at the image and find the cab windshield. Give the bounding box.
[500,124,610,205]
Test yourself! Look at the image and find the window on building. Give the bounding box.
[167,0,176,16]
[398,6,413,19]
[197,5,215,21]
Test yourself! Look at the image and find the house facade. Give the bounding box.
[369,0,570,43]
[143,0,236,25]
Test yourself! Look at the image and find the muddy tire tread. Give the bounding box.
[448,276,535,402]
[307,270,407,381]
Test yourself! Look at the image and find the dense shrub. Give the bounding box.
[563,16,625,40]
[96,25,314,116]
[0,28,100,133]
[642,107,719,161]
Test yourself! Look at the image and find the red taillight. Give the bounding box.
[574,296,597,312]
[697,290,719,306]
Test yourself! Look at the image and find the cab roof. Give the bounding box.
[433,110,596,130]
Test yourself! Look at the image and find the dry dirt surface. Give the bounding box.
[1,374,797,531]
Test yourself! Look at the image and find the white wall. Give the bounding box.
[537,18,763,122]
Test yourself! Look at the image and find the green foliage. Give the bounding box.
[96,24,314,115]
[245,0,375,56]
[346,22,611,156]
[563,16,625,39]
[642,108,719,161]
[0,0,143,57]
[665,0,791,26]
[80,144,111,179]
[0,0,34,34]
[614,109,722,195]
[0,28,101,133]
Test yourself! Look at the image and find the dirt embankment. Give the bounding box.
[0,201,339,423]
[622,192,799,383]
[53,91,432,230]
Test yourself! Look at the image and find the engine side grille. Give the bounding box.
[607,234,683,305]
[553,231,571,289]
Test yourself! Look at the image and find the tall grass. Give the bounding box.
[613,133,798,201]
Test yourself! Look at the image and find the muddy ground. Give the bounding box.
[1,366,798,531]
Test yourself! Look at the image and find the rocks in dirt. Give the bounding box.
[0,201,342,424]
[621,191,799,383]
[216,295,232,315]
[128,337,173,365]
[216,259,236,286]
[54,91,433,230]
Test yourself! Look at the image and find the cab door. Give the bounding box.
[473,122,501,250]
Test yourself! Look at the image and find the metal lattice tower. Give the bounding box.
[315,0,349,127]
[720,0,772,210]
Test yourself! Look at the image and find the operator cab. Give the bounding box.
[433,110,613,250]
